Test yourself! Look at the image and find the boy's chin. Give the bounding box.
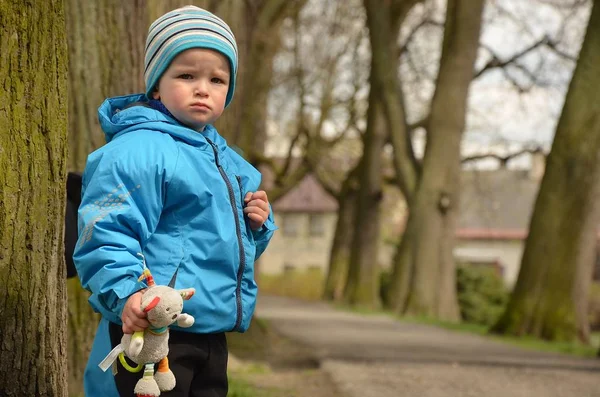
[180,119,208,132]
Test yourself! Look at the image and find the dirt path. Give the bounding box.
[252,295,600,397]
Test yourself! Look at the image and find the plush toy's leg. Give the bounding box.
[134,363,160,397]
[154,357,176,392]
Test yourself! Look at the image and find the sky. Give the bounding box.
[265,0,592,168]
[466,0,589,148]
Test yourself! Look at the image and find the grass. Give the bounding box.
[229,376,284,397]
[397,314,600,358]
[258,268,324,301]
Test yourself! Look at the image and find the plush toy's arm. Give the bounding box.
[176,314,195,328]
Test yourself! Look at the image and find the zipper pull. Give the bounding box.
[205,137,220,167]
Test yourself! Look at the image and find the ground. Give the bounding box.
[227,317,341,397]
[229,295,600,397]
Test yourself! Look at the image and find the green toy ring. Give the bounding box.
[118,352,143,373]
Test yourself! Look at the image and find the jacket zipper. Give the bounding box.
[235,176,245,208]
[205,138,246,332]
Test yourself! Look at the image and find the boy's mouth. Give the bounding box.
[190,102,210,110]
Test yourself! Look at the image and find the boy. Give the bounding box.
[74,6,276,396]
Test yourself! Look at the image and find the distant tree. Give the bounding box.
[323,165,360,301]
[0,1,69,395]
[492,0,600,343]
[373,0,484,321]
[335,0,423,308]
[208,0,308,162]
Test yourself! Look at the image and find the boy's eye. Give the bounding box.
[211,77,225,84]
[178,74,193,80]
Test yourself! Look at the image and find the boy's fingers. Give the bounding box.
[247,212,265,222]
[244,192,252,203]
[244,206,267,218]
[131,305,147,317]
[122,316,149,333]
[245,199,269,212]
[252,190,268,202]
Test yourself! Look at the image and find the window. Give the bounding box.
[309,214,325,237]
[282,214,299,237]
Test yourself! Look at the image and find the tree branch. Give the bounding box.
[475,36,550,79]
[461,146,544,165]
[399,18,444,56]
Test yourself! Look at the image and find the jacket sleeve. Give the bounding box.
[252,204,277,260]
[73,141,173,324]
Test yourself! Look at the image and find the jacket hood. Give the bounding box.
[98,93,228,150]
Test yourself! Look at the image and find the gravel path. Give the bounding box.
[256,296,600,397]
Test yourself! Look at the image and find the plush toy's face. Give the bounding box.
[142,286,184,328]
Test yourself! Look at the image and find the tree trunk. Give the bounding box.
[0,1,69,395]
[492,1,600,342]
[323,166,360,301]
[344,95,386,308]
[392,0,485,321]
[386,210,415,309]
[344,0,423,309]
[362,0,420,311]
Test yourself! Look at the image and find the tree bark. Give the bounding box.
[365,0,420,199]
[386,210,416,309]
[0,1,69,395]
[492,1,600,342]
[344,0,421,309]
[66,0,154,171]
[390,0,485,321]
[323,166,360,301]
[363,0,420,311]
[344,95,386,308]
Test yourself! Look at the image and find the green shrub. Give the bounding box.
[456,265,509,327]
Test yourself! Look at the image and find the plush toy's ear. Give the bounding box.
[178,288,195,301]
[143,296,161,312]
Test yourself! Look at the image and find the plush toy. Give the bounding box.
[99,254,195,397]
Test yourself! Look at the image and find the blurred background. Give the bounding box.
[62,0,600,392]
[3,0,600,395]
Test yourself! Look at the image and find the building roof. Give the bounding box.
[456,169,540,239]
[270,166,546,239]
[271,173,338,213]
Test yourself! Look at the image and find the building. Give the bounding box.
[260,152,598,288]
[263,174,339,274]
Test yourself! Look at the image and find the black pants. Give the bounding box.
[109,322,228,397]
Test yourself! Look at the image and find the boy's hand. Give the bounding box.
[243,190,270,230]
[121,290,149,334]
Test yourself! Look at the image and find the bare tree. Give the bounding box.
[204,0,309,163]
[375,0,485,320]
[492,0,600,343]
[0,1,69,395]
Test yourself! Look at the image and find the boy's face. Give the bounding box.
[152,48,230,131]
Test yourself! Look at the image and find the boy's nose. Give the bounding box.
[194,81,209,96]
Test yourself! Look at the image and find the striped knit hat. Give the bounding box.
[144,6,238,107]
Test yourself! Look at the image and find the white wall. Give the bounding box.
[260,212,395,274]
[260,213,338,274]
[454,239,524,288]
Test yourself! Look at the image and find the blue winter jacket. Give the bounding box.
[74,93,276,396]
